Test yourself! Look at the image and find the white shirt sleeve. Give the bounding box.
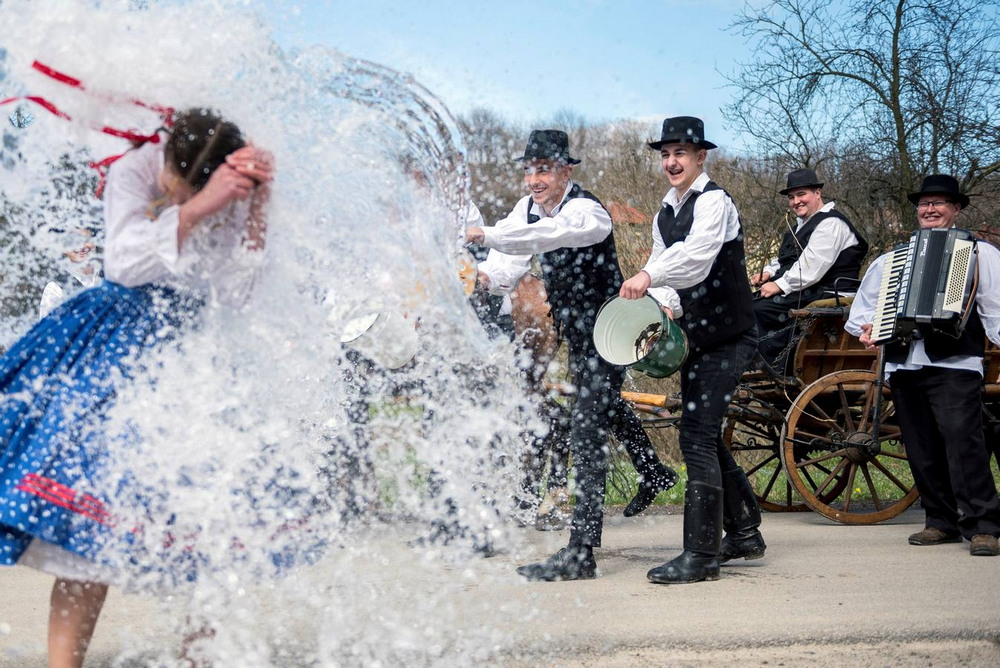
[845,254,885,337]
[477,247,532,294]
[481,192,613,255]
[640,185,738,290]
[466,201,531,293]
[647,286,682,316]
[102,143,190,287]
[774,216,859,294]
[974,242,1000,347]
[462,201,486,228]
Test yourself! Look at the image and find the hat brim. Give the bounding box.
[514,155,581,165]
[779,183,824,196]
[907,189,970,208]
[647,139,717,151]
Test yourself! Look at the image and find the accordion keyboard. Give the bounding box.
[871,244,914,344]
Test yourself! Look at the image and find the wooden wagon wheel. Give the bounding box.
[782,369,919,524]
[723,398,808,512]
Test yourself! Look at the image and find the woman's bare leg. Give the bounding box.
[48,578,108,668]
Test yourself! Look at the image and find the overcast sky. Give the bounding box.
[263,0,753,149]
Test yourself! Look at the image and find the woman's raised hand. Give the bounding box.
[178,146,274,248]
[227,145,274,185]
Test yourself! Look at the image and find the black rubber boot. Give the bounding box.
[516,544,597,582]
[647,481,723,584]
[623,464,679,517]
[719,467,766,563]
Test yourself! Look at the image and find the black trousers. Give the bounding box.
[678,329,757,487]
[753,287,824,366]
[566,336,662,548]
[891,367,1000,539]
[520,398,571,497]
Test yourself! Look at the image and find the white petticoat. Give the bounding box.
[19,539,121,586]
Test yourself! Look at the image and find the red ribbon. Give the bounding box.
[0,94,72,119]
[30,60,175,123]
[31,60,82,87]
[87,153,128,199]
[0,60,174,196]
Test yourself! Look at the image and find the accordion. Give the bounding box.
[870,228,979,345]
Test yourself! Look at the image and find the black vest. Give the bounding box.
[656,182,755,350]
[885,298,986,363]
[883,235,988,364]
[773,208,868,291]
[526,184,622,346]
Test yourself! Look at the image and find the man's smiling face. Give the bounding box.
[524,159,573,211]
[786,187,824,220]
[916,195,960,229]
[660,143,706,194]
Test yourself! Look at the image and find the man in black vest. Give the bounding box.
[751,169,868,368]
[847,174,1000,557]
[620,116,765,584]
[466,129,678,580]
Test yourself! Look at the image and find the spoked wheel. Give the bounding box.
[723,399,807,512]
[782,369,919,524]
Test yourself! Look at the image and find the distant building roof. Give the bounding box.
[606,201,647,224]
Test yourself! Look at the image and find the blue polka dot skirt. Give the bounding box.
[0,281,196,567]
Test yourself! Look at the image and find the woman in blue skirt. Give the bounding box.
[0,107,273,667]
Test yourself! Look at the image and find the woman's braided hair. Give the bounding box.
[165,108,245,191]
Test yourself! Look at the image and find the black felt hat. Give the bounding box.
[779,168,824,195]
[515,129,581,164]
[907,174,970,208]
[647,116,717,151]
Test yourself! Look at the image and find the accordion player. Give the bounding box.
[870,228,979,345]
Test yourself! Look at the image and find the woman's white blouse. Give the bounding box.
[102,141,262,305]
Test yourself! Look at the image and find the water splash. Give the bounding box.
[0,1,537,663]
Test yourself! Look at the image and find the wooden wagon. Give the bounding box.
[621,300,998,524]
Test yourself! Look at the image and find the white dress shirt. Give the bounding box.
[846,238,1000,376]
[102,141,263,305]
[639,172,741,315]
[478,181,613,293]
[763,201,861,294]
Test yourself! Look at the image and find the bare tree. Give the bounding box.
[708,152,789,276]
[457,108,525,224]
[725,0,1000,252]
[583,121,662,214]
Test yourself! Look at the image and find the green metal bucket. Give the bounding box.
[593,295,688,378]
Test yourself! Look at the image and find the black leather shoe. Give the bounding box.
[647,550,720,584]
[516,546,597,582]
[719,530,767,563]
[623,468,679,517]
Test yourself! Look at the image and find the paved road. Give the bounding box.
[2,507,999,666]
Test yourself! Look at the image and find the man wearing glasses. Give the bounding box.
[846,174,1000,557]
